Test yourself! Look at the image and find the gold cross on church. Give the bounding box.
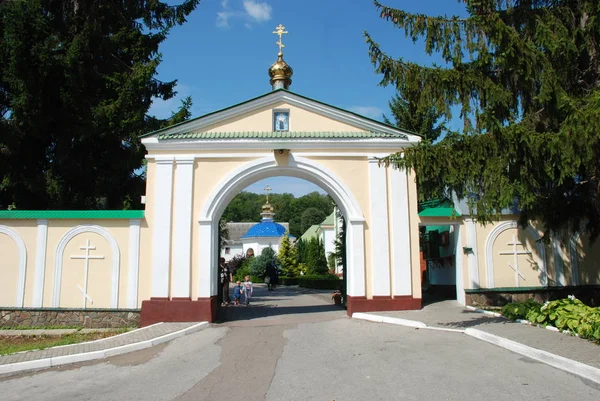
[264,184,272,203]
[273,24,288,55]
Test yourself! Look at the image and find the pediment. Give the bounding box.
[142,89,421,143]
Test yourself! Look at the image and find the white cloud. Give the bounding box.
[216,0,272,28]
[242,0,272,22]
[347,106,384,119]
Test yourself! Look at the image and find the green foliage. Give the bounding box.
[501,299,542,320]
[503,297,600,342]
[305,237,328,275]
[221,191,334,237]
[0,0,199,209]
[300,207,327,234]
[231,256,251,281]
[298,274,341,290]
[367,0,600,240]
[249,247,277,278]
[384,92,444,142]
[278,233,300,277]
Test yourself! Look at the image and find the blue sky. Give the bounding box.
[151,0,468,197]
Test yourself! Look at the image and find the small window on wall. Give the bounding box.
[273,110,290,132]
[225,247,231,255]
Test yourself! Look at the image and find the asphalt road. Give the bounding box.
[1,285,598,400]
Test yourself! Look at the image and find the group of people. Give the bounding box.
[219,257,254,306]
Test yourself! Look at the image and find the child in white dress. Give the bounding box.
[243,275,253,306]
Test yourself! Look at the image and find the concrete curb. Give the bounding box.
[465,328,600,385]
[0,322,209,376]
[352,312,600,385]
[465,305,503,318]
[352,313,427,328]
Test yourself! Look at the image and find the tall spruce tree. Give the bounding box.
[366,0,600,240]
[0,0,199,209]
[384,90,444,142]
[278,232,299,277]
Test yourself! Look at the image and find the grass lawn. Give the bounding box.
[0,330,128,356]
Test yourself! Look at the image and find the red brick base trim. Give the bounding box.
[140,296,217,326]
[346,295,421,316]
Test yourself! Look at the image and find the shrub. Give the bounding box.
[501,299,542,320]
[279,276,299,286]
[233,258,253,282]
[249,247,277,278]
[502,296,600,342]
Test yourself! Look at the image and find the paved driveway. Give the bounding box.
[1,285,598,400]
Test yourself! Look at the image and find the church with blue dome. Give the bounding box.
[220,187,293,261]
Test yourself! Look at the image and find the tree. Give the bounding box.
[384,91,444,143]
[250,247,277,278]
[366,0,600,240]
[300,207,327,234]
[0,0,199,209]
[306,237,328,275]
[278,232,299,277]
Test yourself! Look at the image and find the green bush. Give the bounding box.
[298,274,341,290]
[232,258,253,282]
[279,276,299,286]
[502,297,600,342]
[501,299,542,320]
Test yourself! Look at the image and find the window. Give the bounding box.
[225,247,231,255]
[273,110,290,131]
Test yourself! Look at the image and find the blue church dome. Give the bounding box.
[241,220,288,238]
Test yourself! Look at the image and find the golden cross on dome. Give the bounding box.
[273,24,288,55]
[264,185,272,203]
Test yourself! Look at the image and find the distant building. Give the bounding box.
[220,189,292,261]
[300,208,343,274]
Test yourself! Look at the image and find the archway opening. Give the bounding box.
[213,175,349,323]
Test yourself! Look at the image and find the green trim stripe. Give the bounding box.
[418,207,462,217]
[0,210,144,219]
[158,131,405,140]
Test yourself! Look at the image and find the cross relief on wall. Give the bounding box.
[70,239,104,308]
[498,234,532,287]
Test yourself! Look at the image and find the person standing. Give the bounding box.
[219,258,231,306]
[243,275,253,306]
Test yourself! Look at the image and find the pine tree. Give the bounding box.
[366,0,600,239]
[306,237,328,275]
[0,0,199,209]
[278,232,299,277]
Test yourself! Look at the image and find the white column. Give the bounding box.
[172,157,195,298]
[465,218,480,289]
[389,167,412,296]
[198,219,214,298]
[346,219,366,297]
[455,224,466,305]
[33,219,48,307]
[368,159,391,296]
[128,219,141,308]
[151,158,174,298]
[552,236,566,286]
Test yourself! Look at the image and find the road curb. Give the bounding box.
[465,328,600,385]
[0,322,209,376]
[352,312,600,384]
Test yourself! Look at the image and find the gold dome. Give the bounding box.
[269,54,293,89]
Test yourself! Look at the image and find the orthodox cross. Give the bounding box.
[264,184,272,203]
[70,239,104,308]
[273,24,288,55]
[499,234,531,287]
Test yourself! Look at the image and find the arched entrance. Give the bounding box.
[139,88,423,325]
[197,154,366,320]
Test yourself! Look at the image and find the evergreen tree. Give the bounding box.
[366,0,600,239]
[0,0,199,209]
[384,91,444,142]
[278,232,299,277]
[250,247,277,278]
[306,237,328,275]
[300,207,326,234]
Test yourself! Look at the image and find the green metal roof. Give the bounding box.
[142,88,420,138]
[158,131,404,140]
[300,224,321,242]
[0,210,145,219]
[320,212,335,226]
[418,207,461,218]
